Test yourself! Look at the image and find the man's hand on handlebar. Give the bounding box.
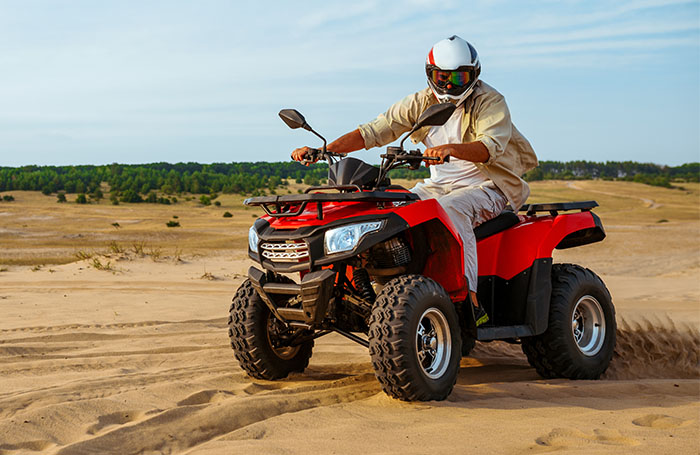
[291,146,319,166]
[423,145,453,166]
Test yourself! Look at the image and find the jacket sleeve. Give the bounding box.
[357,91,426,149]
[474,93,512,165]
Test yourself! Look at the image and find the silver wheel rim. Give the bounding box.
[571,295,606,356]
[267,315,300,360]
[415,308,452,379]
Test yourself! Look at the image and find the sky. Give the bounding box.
[0,0,698,167]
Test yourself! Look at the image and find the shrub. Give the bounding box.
[41,187,53,195]
[57,192,67,203]
[75,194,88,204]
[120,190,143,203]
[199,195,211,206]
[145,192,158,203]
[166,220,180,227]
[91,188,103,200]
[2,195,14,201]
[214,200,221,207]
[223,211,233,218]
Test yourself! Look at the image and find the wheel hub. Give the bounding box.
[415,308,451,379]
[571,295,606,356]
[267,316,300,360]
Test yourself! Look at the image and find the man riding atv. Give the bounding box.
[232,35,614,402]
[292,35,538,327]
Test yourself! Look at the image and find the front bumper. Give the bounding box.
[248,266,335,325]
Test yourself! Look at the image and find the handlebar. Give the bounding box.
[300,148,343,165]
[379,149,450,164]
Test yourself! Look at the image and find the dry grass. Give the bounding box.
[0,181,697,267]
[91,257,114,271]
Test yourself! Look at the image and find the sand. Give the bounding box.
[0,181,698,454]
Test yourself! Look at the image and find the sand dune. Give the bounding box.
[0,256,697,454]
[1,182,698,454]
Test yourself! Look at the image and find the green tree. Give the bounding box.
[75,194,88,204]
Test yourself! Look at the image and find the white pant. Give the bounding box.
[411,181,508,293]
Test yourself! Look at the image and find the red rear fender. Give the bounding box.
[478,211,603,280]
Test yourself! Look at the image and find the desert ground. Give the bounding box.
[0,180,698,454]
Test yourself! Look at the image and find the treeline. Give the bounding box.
[523,161,699,188]
[0,162,327,199]
[0,161,696,199]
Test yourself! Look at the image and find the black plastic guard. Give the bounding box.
[247,266,335,326]
[556,212,606,249]
[300,269,335,324]
[327,157,380,188]
[475,258,553,341]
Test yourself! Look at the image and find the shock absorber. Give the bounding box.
[353,268,376,303]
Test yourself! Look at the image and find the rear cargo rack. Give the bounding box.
[519,201,598,216]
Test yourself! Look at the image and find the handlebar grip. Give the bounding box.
[300,148,321,163]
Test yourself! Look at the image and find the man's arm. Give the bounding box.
[291,129,364,163]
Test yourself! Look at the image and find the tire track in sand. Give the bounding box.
[566,181,662,209]
[55,375,379,455]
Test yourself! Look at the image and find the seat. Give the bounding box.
[474,211,520,240]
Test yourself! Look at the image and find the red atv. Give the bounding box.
[229,103,616,401]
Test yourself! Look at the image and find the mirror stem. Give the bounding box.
[308,127,328,153]
[398,127,417,150]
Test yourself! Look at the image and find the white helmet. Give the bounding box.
[426,35,481,106]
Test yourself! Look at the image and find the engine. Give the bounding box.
[365,236,412,283]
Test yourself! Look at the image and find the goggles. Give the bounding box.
[427,68,471,88]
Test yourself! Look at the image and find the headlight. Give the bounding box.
[248,226,259,253]
[324,221,383,254]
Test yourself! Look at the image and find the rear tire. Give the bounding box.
[521,264,616,379]
[228,280,313,380]
[369,275,461,401]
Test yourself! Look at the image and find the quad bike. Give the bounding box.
[228,103,616,401]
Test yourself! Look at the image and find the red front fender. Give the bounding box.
[394,199,468,300]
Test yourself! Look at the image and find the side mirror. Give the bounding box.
[399,102,456,148]
[413,103,456,130]
[279,109,311,131]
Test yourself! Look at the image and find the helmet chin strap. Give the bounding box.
[429,84,475,107]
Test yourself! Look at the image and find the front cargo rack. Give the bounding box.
[244,186,419,219]
[519,201,598,216]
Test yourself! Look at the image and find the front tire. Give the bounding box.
[369,275,462,401]
[521,264,616,379]
[228,280,313,380]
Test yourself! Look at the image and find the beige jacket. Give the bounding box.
[357,81,538,210]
